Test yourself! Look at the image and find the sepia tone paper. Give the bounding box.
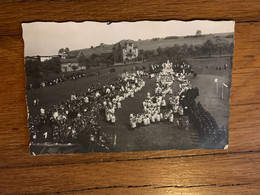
[23,20,234,155]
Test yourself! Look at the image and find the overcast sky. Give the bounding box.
[22,20,235,56]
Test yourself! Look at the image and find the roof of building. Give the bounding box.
[69,40,139,58]
[25,56,39,59]
[113,40,139,50]
[60,58,79,63]
[66,51,85,58]
[69,45,113,58]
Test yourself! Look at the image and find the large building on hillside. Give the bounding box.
[112,40,139,64]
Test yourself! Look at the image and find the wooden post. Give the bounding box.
[216,80,218,94]
[222,83,224,99]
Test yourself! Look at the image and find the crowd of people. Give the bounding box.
[173,62,192,74]
[171,65,225,146]
[129,60,225,147]
[28,59,225,150]
[150,61,193,75]
[104,71,146,124]
[189,102,225,147]
[130,61,190,130]
[27,71,100,90]
[28,69,147,152]
[28,96,113,152]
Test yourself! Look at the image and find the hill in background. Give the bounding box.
[71,32,234,57]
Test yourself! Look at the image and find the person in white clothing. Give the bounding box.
[117,101,122,109]
[111,114,116,123]
[161,99,166,107]
[84,96,89,103]
[130,114,136,128]
[147,92,150,99]
[106,88,111,94]
[40,107,45,115]
[169,113,174,123]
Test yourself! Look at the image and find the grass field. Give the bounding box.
[187,57,232,139]
[137,34,233,51]
[26,62,152,110]
[27,57,232,151]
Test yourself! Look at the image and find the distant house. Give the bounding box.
[60,58,86,72]
[60,51,86,72]
[112,40,139,64]
[25,56,40,63]
[40,55,59,62]
[25,55,60,63]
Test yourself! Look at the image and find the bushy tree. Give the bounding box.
[58,48,65,54]
[202,39,215,58]
[196,30,202,36]
[187,44,195,56]
[228,42,234,53]
[215,39,229,57]
[65,48,70,53]
[42,58,61,73]
[25,60,41,77]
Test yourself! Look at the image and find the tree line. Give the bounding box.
[142,39,234,64]
[25,57,61,78]
[25,38,234,78]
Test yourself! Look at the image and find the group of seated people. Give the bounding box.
[28,69,146,151]
[28,96,113,152]
[150,64,163,74]
[188,102,225,145]
[150,61,192,74]
[175,75,225,146]
[173,62,192,75]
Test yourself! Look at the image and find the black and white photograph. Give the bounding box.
[23,20,235,155]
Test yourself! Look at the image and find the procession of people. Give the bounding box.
[28,59,225,151]
[129,60,191,130]
[103,71,146,124]
[129,60,225,147]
